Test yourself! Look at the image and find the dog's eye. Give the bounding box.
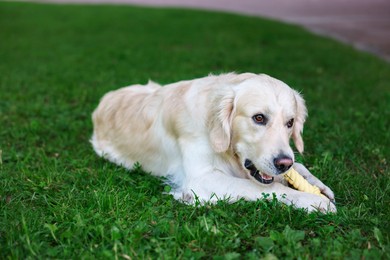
[287,118,294,128]
[253,114,267,125]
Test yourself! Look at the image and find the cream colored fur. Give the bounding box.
[91,73,336,213]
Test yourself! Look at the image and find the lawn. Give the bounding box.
[0,1,389,258]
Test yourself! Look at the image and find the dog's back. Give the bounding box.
[92,82,170,170]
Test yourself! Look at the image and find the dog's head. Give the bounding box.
[208,74,307,184]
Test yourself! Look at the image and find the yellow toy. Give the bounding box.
[284,168,325,197]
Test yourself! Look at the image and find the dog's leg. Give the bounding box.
[183,169,336,213]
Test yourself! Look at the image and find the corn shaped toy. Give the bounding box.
[284,168,325,197]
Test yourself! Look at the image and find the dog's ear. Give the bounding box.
[292,91,308,154]
[208,87,235,153]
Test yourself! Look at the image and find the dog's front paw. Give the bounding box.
[318,184,336,205]
[309,195,337,213]
[293,163,336,203]
[292,193,337,213]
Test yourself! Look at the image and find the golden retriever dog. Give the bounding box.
[91,73,336,213]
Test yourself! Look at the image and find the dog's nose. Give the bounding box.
[274,155,293,173]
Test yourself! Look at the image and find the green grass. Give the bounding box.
[1,1,389,258]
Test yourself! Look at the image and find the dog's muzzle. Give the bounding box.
[244,159,274,184]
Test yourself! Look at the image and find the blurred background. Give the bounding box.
[32,0,390,62]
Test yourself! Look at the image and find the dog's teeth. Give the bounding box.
[261,173,273,180]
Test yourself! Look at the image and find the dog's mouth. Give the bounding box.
[244,159,274,184]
